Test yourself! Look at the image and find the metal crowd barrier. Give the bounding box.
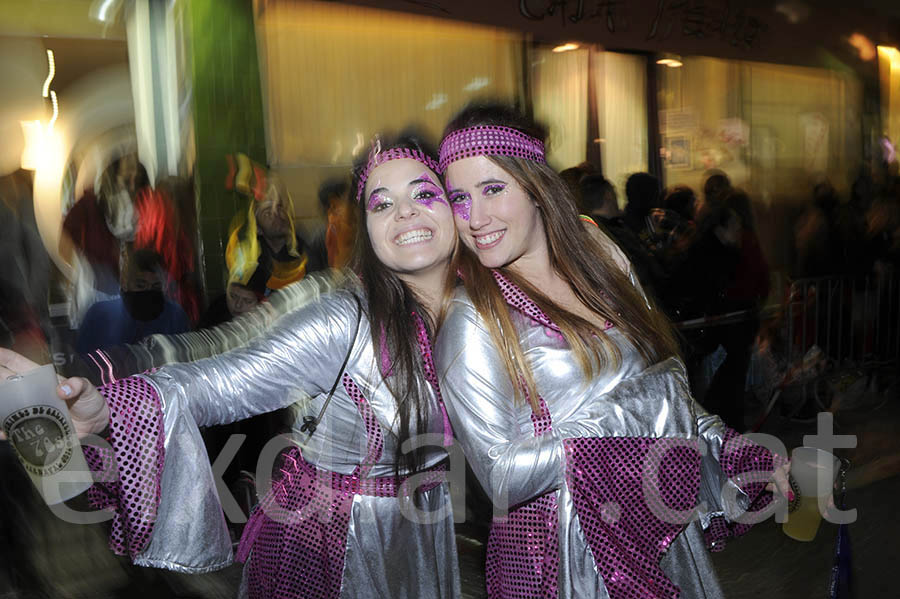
[672,271,900,430]
[784,271,900,370]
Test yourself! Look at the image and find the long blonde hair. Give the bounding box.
[447,104,680,413]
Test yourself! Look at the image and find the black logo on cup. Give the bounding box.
[3,405,75,477]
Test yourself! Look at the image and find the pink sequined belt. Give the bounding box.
[278,446,447,498]
[235,447,447,564]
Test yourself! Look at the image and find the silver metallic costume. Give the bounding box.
[114,273,459,597]
[435,248,779,598]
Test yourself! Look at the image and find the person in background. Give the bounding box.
[61,153,149,298]
[699,169,732,221]
[75,247,190,353]
[137,177,202,323]
[199,281,263,329]
[623,172,661,236]
[317,177,357,268]
[703,190,771,431]
[581,173,665,301]
[662,185,698,222]
[558,162,598,213]
[225,153,326,300]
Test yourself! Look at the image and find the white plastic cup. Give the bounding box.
[0,364,93,504]
[782,446,839,542]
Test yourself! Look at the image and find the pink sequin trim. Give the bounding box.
[486,395,559,598]
[491,270,614,333]
[563,437,703,599]
[438,125,546,172]
[83,376,165,560]
[414,312,454,447]
[703,427,787,551]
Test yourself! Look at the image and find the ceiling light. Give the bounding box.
[552,43,579,53]
[656,56,684,69]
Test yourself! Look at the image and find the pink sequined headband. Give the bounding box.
[438,125,546,172]
[355,145,441,203]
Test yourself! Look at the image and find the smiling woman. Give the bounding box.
[362,156,456,283]
[434,103,789,599]
[0,133,463,599]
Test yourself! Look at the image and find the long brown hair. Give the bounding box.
[446,103,680,413]
[349,131,457,478]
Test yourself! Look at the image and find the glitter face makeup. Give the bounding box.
[448,190,472,221]
[411,171,449,210]
[446,177,472,221]
[362,158,456,283]
[367,191,390,213]
[445,155,548,270]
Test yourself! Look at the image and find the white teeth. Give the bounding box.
[395,229,433,245]
[476,231,504,245]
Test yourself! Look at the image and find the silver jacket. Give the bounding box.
[436,282,748,599]
[133,274,460,598]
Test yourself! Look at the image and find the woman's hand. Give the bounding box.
[0,348,110,439]
[766,460,793,501]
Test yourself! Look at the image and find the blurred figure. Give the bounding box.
[647,186,698,259]
[623,172,660,235]
[225,154,325,299]
[581,173,665,299]
[865,193,900,274]
[794,181,843,277]
[662,185,697,221]
[581,173,619,220]
[559,161,598,213]
[136,177,201,323]
[318,177,356,268]
[61,153,149,297]
[198,281,262,329]
[76,247,190,353]
[700,168,732,219]
[704,190,771,430]
[0,168,51,363]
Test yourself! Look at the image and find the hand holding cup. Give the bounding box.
[0,348,109,439]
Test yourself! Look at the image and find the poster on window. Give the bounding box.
[663,135,692,169]
[800,113,829,174]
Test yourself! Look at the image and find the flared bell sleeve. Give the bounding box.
[86,279,364,573]
[694,408,788,551]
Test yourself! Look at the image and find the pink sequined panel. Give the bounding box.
[238,374,446,598]
[563,437,702,599]
[491,270,613,332]
[240,375,378,599]
[486,396,559,599]
[240,444,356,599]
[486,493,560,599]
[83,376,165,560]
[704,427,787,551]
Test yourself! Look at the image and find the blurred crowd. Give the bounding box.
[562,160,900,431]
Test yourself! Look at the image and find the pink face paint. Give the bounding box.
[411,171,448,210]
[482,182,506,196]
[366,191,389,212]
[448,190,472,221]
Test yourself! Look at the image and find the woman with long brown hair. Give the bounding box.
[2,133,461,598]
[434,103,788,599]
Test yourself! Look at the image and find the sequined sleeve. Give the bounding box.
[88,284,365,573]
[696,414,788,551]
